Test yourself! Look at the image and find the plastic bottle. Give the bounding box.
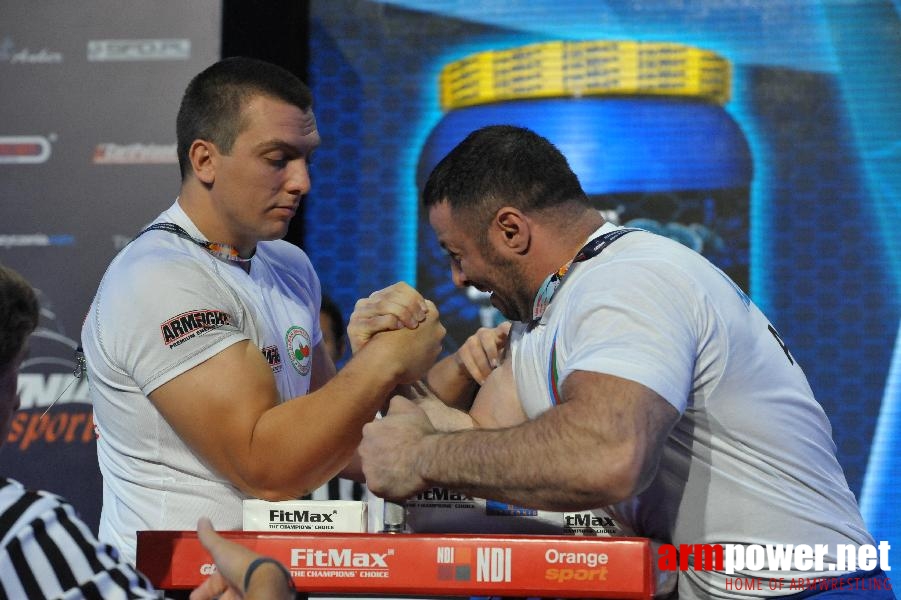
[416,40,752,345]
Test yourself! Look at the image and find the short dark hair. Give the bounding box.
[176,56,314,179]
[0,265,39,370]
[422,125,590,228]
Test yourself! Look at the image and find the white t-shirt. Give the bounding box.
[82,201,321,564]
[510,223,874,599]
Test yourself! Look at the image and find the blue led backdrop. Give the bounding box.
[304,0,901,548]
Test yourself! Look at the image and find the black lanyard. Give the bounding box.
[136,222,253,265]
[529,227,639,328]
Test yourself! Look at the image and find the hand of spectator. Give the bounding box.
[453,321,511,385]
[347,282,430,353]
[190,518,294,600]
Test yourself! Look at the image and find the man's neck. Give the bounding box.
[177,188,256,260]
[524,208,605,299]
[175,192,256,274]
[545,209,606,267]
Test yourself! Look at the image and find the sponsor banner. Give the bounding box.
[0,37,63,64]
[243,500,368,533]
[136,531,653,597]
[87,38,190,62]
[0,135,53,164]
[2,0,222,536]
[92,143,177,164]
[405,486,627,536]
[6,407,94,452]
[0,234,74,248]
[9,324,94,452]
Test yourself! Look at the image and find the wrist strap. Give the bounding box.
[244,556,294,594]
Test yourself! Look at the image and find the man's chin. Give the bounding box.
[268,224,292,241]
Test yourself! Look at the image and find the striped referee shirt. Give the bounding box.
[0,478,162,599]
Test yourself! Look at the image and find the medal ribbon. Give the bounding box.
[530,227,639,327]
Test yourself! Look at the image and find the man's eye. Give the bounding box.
[266,155,288,167]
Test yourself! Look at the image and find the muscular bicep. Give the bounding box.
[469,357,527,428]
[148,339,282,493]
[560,370,679,498]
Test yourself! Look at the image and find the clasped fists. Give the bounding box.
[349,282,446,384]
[348,282,430,353]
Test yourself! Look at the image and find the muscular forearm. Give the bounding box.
[363,371,677,511]
[424,353,479,411]
[152,287,444,502]
[240,342,408,498]
[413,403,641,510]
[162,338,408,501]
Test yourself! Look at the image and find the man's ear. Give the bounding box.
[188,139,217,185]
[493,207,531,254]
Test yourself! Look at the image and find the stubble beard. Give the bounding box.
[480,240,531,323]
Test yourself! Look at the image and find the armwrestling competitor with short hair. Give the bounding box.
[81,56,444,564]
[359,126,891,599]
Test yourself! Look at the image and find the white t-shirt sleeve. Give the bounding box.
[557,259,699,413]
[93,251,249,396]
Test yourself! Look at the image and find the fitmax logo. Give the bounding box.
[415,488,471,501]
[565,514,616,528]
[270,509,337,523]
[291,548,393,568]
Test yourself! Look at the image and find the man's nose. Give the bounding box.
[286,160,311,195]
[451,261,468,288]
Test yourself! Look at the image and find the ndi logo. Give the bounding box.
[435,546,512,583]
[477,547,512,582]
